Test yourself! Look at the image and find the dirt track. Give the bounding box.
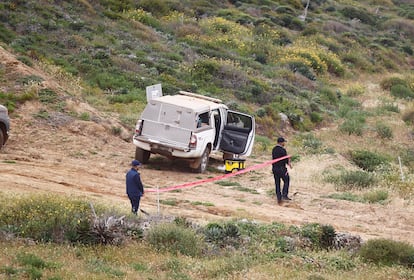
[1,46,413,246]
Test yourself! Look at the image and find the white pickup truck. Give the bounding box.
[132,84,255,173]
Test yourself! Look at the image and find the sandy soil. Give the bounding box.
[1,46,413,246]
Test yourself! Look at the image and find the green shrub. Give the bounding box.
[350,150,389,172]
[402,44,413,55]
[342,170,376,188]
[0,194,130,245]
[79,112,90,121]
[339,119,364,136]
[318,52,345,77]
[375,123,393,139]
[379,101,400,113]
[380,76,408,91]
[146,223,203,257]
[0,22,15,43]
[159,198,178,206]
[16,252,56,269]
[300,223,336,250]
[204,222,241,247]
[301,133,323,153]
[38,88,58,104]
[215,181,241,187]
[325,170,377,189]
[288,61,315,80]
[362,189,388,204]
[346,84,365,96]
[359,238,414,267]
[0,195,90,242]
[390,84,414,99]
[338,104,366,136]
[17,55,33,66]
[340,6,376,25]
[327,192,363,203]
[17,75,44,85]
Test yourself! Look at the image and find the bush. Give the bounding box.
[204,222,242,249]
[359,238,414,267]
[380,76,408,91]
[146,223,203,257]
[346,84,365,97]
[362,189,388,204]
[301,133,323,153]
[375,123,393,139]
[339,119,364,136]
[390,84,414,99]
[38,88,59,104]
[379,101,400,113]
[300,223,336,250]
[340,6,376,25]
[0,194,136,245]
[288,61,316,80]
[0,194,91,243]
[350,150,389,172]
[325,170,377,189]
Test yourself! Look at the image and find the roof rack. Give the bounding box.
[179,90,222,104]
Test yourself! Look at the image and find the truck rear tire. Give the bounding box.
[191,147,210,173]
[135,147,150,163]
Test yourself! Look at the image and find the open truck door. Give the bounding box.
[219,110,255,156]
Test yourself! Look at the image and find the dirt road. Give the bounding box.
[0,46,413,246]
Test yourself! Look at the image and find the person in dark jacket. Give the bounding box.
[126,159,144,215]
[272,137,292,204]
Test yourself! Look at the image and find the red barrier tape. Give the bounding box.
[146,155,291,193]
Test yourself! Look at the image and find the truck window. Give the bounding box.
[227,112,252,130]
[197,112,210,128]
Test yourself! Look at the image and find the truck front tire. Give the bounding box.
[135,147,150,163]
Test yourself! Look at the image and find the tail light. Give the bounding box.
[189,133,197,149]
[135,120,143,135]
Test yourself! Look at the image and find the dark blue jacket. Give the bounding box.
[126,168,144,197]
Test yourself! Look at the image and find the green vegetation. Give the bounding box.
[359,239,414,268]
[146,222,203,257]
[324,169,377,190]
[0,0,413,133]
[327,189,389,204]
[0,195,413,279]
[1,0,414,278]
[350,150,390,172]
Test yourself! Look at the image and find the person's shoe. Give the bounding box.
[277,199,283,205]
[282,196,292,201]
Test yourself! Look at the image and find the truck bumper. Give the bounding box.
[133,136,200,159]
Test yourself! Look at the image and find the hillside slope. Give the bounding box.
[1,46,413,246]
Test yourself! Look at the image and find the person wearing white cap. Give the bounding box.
[272,137,292,205]
[126,159,145,215]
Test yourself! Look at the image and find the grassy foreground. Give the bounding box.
[0,194,413,280]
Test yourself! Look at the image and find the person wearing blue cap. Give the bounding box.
[272,137,292,205]
[126,159,145,215]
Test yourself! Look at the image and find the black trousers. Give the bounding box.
[128,195,141,214]
[273,172,290,201]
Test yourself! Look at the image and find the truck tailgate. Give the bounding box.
[141,120,192,149]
